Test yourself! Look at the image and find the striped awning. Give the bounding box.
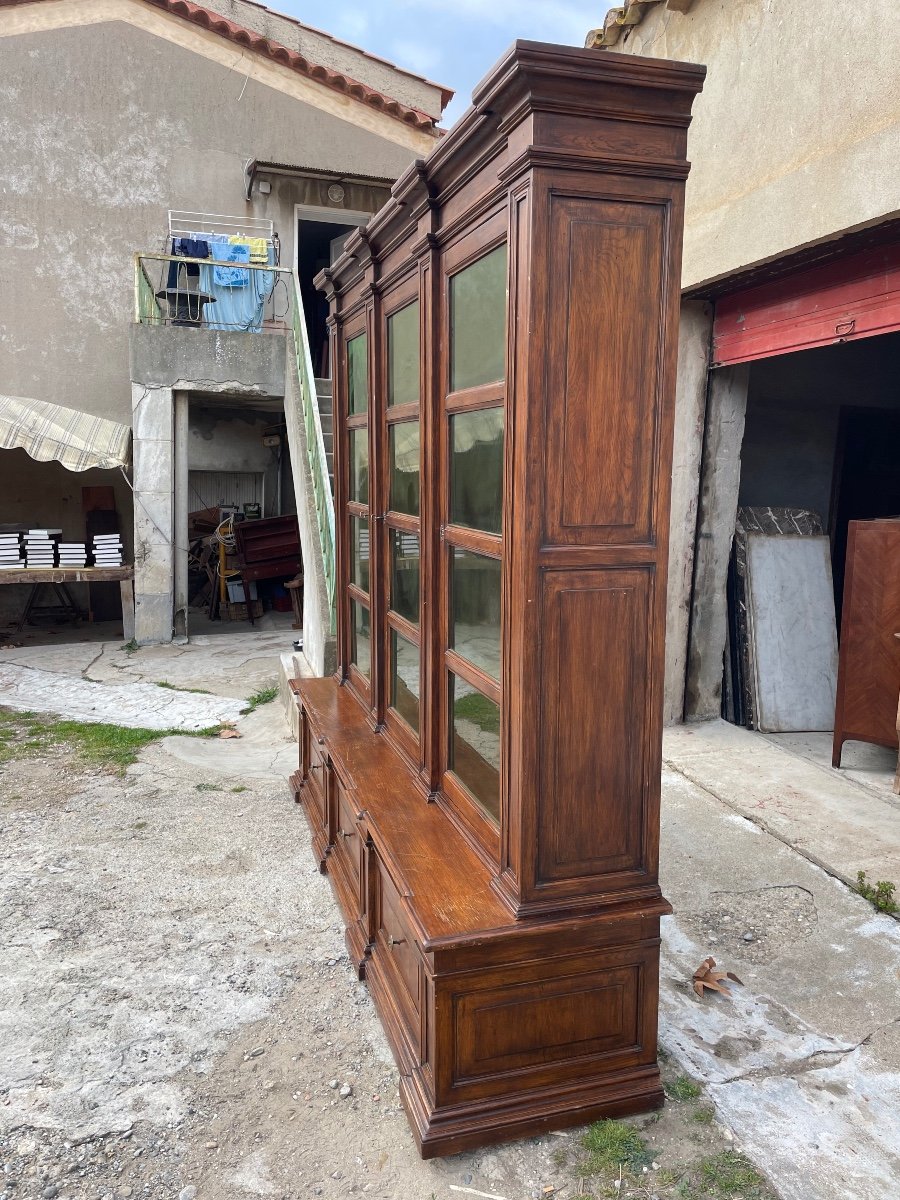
[0,396,131,472]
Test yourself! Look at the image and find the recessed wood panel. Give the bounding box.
[453,962,640,1083]
[537,569,651,884]
[546,197,664,544]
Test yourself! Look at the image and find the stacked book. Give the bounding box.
[58,541,88,568]
[92,533,123,567]
[0,531,25,570]
[25,529,61,568]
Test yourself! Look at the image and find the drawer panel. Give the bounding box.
[331,778,364,907]
[304,732,328,830]
[374,860,421,1023]
[437,944,655,1105]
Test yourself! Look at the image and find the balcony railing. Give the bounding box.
[134,253,294,333]
[133,251,336,632]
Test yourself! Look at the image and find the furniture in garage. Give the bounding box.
[290,41,704,1157]
[232,514,301,624]
[832,518,900,767]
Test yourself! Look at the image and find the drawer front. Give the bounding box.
[374,860,421,1024]
[304,730,328,829]
[435,943,655,1105]
[332,778,363,900]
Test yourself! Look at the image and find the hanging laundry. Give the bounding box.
[230,234,269,264]
[209,238,251,287]
[166,237,209,288]
[201,242,275,333]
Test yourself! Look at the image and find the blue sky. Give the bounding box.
[279,0,606,124]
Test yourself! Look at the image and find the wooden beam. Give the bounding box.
[0,567,134,585]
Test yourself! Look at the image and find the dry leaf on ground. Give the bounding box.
[693,956,743,998]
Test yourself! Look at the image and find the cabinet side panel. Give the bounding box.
[545,196,664,544]
[537,568,651,885]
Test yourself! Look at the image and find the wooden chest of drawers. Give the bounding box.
[290,679,668,1158]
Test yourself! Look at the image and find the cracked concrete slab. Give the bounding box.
[0,662,247,730]
[664,719,900,888]
[661,765,900,1199]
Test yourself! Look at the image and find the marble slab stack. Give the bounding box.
[25,529,61,568]
[0,531,25,570]
[91,534,123,567]
[58,542,88,568]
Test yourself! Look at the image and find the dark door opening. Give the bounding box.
[297,219,361,378]
[830,406,900,627]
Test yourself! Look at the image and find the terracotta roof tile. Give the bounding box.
[218,0,453,108]
[148,0,439,130]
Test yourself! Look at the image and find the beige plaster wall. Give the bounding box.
[614,0,900,288]
[0,18,424,429]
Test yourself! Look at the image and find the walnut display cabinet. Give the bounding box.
[290,41,705,1157]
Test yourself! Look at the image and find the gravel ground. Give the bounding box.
[0,711,777,1200]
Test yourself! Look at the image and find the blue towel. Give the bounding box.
[210,240,250,287]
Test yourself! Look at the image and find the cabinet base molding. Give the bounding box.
[402,1064,665,1160]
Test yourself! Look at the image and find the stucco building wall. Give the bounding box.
[614,0,900,289]
[0,17,425,426]
[608,0,900,721]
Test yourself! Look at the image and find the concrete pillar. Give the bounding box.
[664,300,713,724]
[132,383,175,644]
[173,391,189,641]
[684,363,751,721]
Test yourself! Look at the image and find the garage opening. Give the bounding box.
[721,329,900,782]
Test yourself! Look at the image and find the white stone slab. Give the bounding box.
[745,533,838,732]
[0,663,245,731]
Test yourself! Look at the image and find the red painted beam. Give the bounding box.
[712,243,900,367]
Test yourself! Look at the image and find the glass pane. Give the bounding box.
[449,244,507,392]
[349,516,370,593]
[391,530,420,626]
[450,407,503,533]
[388,301,419,407]
[350,600,370,679]
[349,428,368,504]
[347,333,367,414]
[450,549,500,681]
[389,421,420,515]
[391,628,420,733]
[449,673,500,825]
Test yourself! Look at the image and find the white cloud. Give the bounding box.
[332,7,371,41]
[393,0,593,46]
[390,37,443,77]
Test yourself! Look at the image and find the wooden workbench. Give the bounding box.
[0,567,135,639]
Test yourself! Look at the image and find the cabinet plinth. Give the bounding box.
[293,40,705,1156]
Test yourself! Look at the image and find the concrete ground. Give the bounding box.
[665,719,900,888]
[1,634,899,1200]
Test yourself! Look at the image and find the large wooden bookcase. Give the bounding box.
[291,41,705,1157]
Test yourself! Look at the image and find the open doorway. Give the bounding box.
[183,394,300,636]
[295,205,369,378]
[718,331,900,773]
[829,405,900,625]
